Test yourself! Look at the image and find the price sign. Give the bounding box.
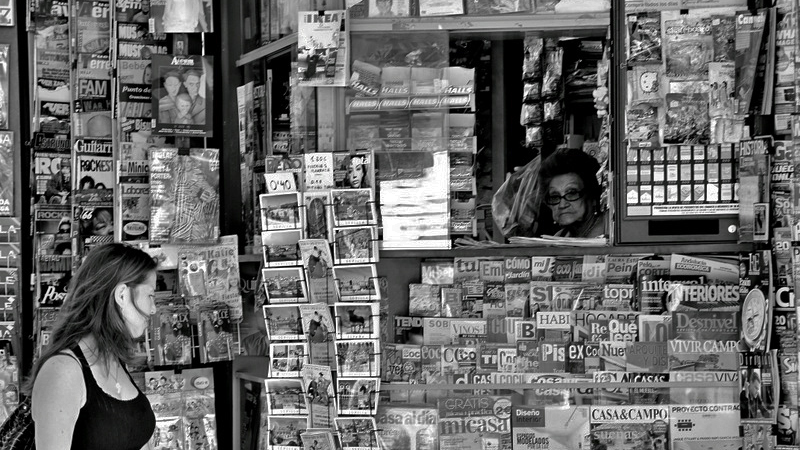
[264,173,297,193]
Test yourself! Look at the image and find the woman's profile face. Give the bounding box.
[546,173,588,227]
[347,158,364,187]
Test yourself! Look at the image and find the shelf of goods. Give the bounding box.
[236,12,610,67]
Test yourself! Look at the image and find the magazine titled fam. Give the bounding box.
[151,54,214,137]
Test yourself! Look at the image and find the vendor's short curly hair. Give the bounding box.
[539,148,601,203]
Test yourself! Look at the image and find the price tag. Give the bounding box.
[264,173,297,193]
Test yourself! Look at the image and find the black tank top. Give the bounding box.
[69,345,156,450]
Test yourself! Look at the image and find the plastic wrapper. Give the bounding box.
[628,64,663,104]
[153,417,183,450]
[544,101,563,122]
[492,156,542,237]
[663,93,710,144]
[350,60,382,96]
[664,18,713,80]
[198,306,234,363]
[627,13,662,64]
[711,15,735,62]
[525,126,543,148]
[542,41,564,99]
[626,105,660,147]
[520,103,543,126]
[523,82,541,102]
[522,35,544,81]
[152,304,193,366]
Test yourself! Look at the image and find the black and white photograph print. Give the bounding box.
[261,192,303,231]
[263,304,303,341]
[263,268,307,303]
[269,343,308,378]
[334,303,379,340]
[267,415,308,450]
[335,339,380,377]
[333,227,378,265]
[149,0,214,33]
[333,265,380,301]
[334,418,378,450]
[303,191,331,240]
[151,54,213,137]
[266,379,309,415]
[299,303,335,343]
[336,378,380,416]
[331,189,376,227]
[261,230,302,268]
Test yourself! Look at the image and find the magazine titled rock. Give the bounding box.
[511,405,590,450]
[265,379,309,416]
[262,267,307,303]
[334,417,379,450]
[299,239,336,304]
[260,192,303,231]
[669,403,740,450]
[303,190,332,240]
[261,230,302,268]
[333,226,378,265]
[589,406,669,450]
[300,429,337,450]
[333,264,380,301]
[336,378,379,416]
[151,54,213,137]
[299,303,335,342]
[263,304,303,341]
[331,189,377,227]
[149,0,213,33]
[0,132,12,216]
[75,152,114,194]
[269,342,309,378]
[297,10,342,86]
[267,415,308,450]
[335,339,380,377]
[334,303,379,340]
[301,363,336,428]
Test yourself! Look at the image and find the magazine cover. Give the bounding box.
[375,405,438,450]
[663,93,710,144]
[334,303,379,340]
[149,0,212,33]
[739,351,779,422]
[267,415,308,450]
[262,268,307,304]
[120,182,150,242]
[590,406,669,450]
[438,396,512,450]
[74,0,111,54]
[75,153,114,193]
[663,17,712,80]
[337,378,379,416]
[740,250,773,352]
[301,363,336,428]
[170,148,220,243]
[297,10,342,86]
[263,305,303,341]
[269,343,309,378]
[333,151,374,189]
[149,147,178,243]
[669,403,740,450]
[336,339,380,377]
[667,340,738,371]
[151,54,213,137]
[670,371,739,404]
[299,239,336,304]
[0,0,14,26]
[333,265,379,301]
[512,405,590,450]
[735,10,767,115]
[266,379,308,416]
[335,418,378,450]
[738,139,772,244]
[0,132,12,216]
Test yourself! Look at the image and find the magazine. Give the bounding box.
[0,0,13,26]
[739,250,773,352]
[670,371,739,405]
[738,138,772,243]
[376,404,437,450]
[669,404,741,450]
[667,340,738,371]
[149,147,178,243]
[151,54,214,137]
[297,11,342,86]
[75,153,114,193]
[265,379,308,415]
[734,10,768,115]
[739,351,779,422]
[589,406,669,450]
[439,396,512,450]
[74,0,111,55]
[149,0,213,33]
[0,132,12,216]
[120,182,150,242]
[170,149,220,243]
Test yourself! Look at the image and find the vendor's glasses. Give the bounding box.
[544,190,584,205]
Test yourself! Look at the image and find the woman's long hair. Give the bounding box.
[24,243,157,393]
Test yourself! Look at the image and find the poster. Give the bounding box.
[151,54,214,137]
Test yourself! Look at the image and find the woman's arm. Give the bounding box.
[32,354,86,450]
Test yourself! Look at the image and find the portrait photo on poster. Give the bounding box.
[149,0,213,33]
[492,147,608,240]
[151,54,214,137]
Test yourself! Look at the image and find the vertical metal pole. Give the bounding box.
[610,0,627,243]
